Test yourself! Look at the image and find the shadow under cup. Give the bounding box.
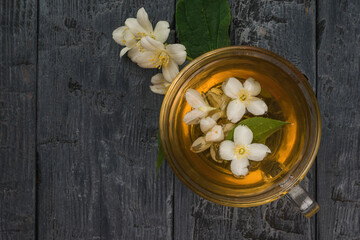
[159,46,321,207]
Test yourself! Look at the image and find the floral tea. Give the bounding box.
[173,58,310,194]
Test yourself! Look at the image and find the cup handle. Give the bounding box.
[285,184,319,218]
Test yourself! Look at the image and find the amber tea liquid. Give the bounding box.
[172,57,311,196]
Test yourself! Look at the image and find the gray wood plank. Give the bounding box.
[317,0,360,239]
[174,0,317,239]
[37,1,175,239]
[0,0,37,239]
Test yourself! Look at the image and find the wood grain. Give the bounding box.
[317,0,360,239]
[1,0,359,239]
[37,0,175,239]
[0,0,37,239]
[174,0,317,239]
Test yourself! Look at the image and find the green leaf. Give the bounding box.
[156,133,165,177]
[176,0,231,59]
[225,117,290,143]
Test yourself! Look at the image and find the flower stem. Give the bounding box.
[186,56,194,61]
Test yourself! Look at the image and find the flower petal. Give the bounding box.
[222,77,243,99]
[123,30,137,47]
[200,117,217,133]
[150,84,167,95]
[234,125,253,146]
[226,99,245,123]
[125,18,146,36]
[210,111,224,121]
[140,36,164,52]
[162,59,179,82]
[230,158,249,177]
[247,97,268,115]
[185,89,206,109]
[154,21,170,43]
[219,140,235,161]
[135,51,156,68]
[150,73,170,94]
[248,143,271,161]
[151,73,166,84]
[136,7,153,33]
[205,125,224,142]
[183,109,207,125]
[128,46,142,63]
[120,47,131,57]
[166,44,187,65]
[244,77,261,96]
[112,26,127,46]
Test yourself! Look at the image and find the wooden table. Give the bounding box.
[1,0,359,239]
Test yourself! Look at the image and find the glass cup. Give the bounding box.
[159,46,321,217]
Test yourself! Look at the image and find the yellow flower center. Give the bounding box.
[136,32,147,38]
[237,89,252,105]
[150,50,170,69]
[234,145,248,159]
[134,32,156,40]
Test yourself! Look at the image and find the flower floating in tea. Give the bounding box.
[182,77,287,177]
[190,122,234,154]
[199,116,225,142]
[183,89,216,124]
[219,125,271,177]
[199,117,217,133]
[223,77,268,123]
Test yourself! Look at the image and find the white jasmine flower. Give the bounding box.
[219,125,271,177]
[200,117,225,142]
[223,77,268,123]
[135,36,186,82]
[205,125,224,142]
[190,124,226,153]
[200,117,217,133]
[149,73,171,95]
[112,7,170,58]
[183,89,216,125]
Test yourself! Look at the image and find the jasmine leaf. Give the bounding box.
[156,134,165,177]
[176,0,231,59]
[225,117,290,143]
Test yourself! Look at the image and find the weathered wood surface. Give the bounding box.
[174,0,317,239]
[1,0,360,239]
[0,1,37,239]
[317,0,360,239]
[36,0,175,239]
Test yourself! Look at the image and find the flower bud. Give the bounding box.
[190,136,211,153]
[210,144,223,163]
[206,88,230,109]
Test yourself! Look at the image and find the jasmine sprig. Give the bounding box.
[183,77,288,177]
[112,7,188,95]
